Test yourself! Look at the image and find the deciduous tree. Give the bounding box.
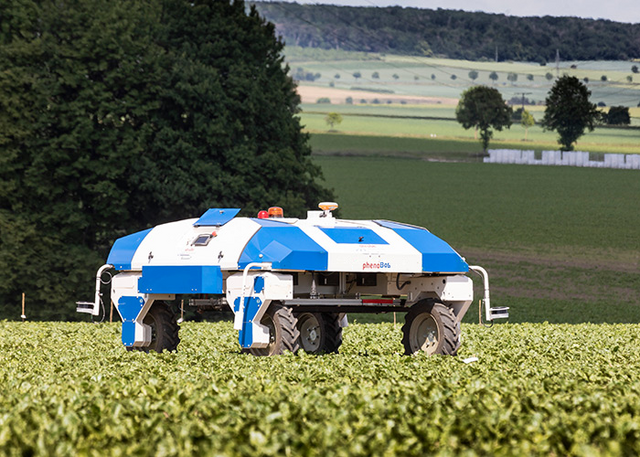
[520,109,535,140]
[0,0,333,319]
[541,75,599,151]
[605,106,631,125]
[456,86,512,152]
[325,112,343,129]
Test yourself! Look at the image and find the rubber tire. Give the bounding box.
[401,300,459,356]
[127,302,180,353]
[249,303,300,356]
[296,312,343,354]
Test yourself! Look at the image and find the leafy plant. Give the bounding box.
[4,321,640,455]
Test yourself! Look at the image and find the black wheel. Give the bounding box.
[249,303,300,356]
[127,301,180,353]
[296,312,343,354]
[321,313,343,354]
[401,300,459,356]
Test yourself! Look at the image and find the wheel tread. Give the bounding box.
[401,300,459,356]
[322,313,343,354]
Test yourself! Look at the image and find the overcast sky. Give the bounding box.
[271,0,640,24]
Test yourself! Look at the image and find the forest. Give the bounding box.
[251,2,640,62]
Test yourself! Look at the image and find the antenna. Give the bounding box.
[516,92,533,110]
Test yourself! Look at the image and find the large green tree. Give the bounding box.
[0,0,333,320]
[455,86,512,152]
[541,75,599,151]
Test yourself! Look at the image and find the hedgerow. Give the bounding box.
[1,321,639,455]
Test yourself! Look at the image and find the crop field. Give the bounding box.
[4,321,640,456]
[4,48,637,456]
[288,48,640,108]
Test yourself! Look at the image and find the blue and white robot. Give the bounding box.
[78,203,507,355]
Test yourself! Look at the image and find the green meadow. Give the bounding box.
[303,112,640,155]
[297,50,640,325]
[314,156,640,325]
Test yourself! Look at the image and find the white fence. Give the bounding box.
[484,150,640,170]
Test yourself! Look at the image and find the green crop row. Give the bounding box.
[2,321,640,456]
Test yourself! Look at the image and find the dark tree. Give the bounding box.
[605,106,631,125]
[0,0,333,319]
[456,86,512,152]
[489,71,499,82]
[541,75,599,151]
[468,70,479,81]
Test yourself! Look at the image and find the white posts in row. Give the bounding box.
[484,150,640,170]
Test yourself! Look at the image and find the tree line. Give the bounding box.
[0,0,333,320]
[251,2,640,62]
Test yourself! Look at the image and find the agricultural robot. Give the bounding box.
[78,203,507,355]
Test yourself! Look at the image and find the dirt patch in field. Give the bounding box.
[296,85,458,105]
[462,247,640,274]
[462,247,640,305]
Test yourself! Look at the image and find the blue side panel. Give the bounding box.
[236,296,263,348]
[319,227,389,245]
[118,296,145,346]
[375,220,469,273]
[253,276,265,294]
[194,208,241,226]
[107,228,153,271]
[239,227,328,271]
[138,265,223,294]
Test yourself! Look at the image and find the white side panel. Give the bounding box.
[227,272,294,348]
[129,218,261,271]
[440,275,473,302]
[296,219,423,273]
[111,272,143,317]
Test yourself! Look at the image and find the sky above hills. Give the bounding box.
[272,0,640,24]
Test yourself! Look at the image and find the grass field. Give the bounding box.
[313,156,640,325]
[5,321,640,455]
[302,113,640,155]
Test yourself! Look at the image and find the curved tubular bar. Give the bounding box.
[93,264,114,316]
[469,265,491,322]
[233,262,272,330]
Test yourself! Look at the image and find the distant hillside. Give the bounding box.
[251,2,640,62]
